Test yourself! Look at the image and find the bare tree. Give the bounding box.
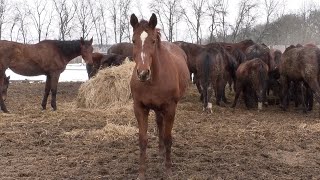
[74,0,93,39]
[52,0,76,40]
[149,0,184,42]
[206,0,225,42]
[182,0,205,44]
[88,0,110,47]
[256,0,280,42]
[0,0,10,40]
[29,0,53,42]
[15,3,31,43]
[119,0,131,42]
[231,0,257,42]
[108,0,132,43]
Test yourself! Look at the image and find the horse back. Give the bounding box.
[280,46,320,80]
[161,41,190,96]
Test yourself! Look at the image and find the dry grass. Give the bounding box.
[77,60,135,109]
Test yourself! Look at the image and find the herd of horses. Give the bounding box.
[0,12,320,179]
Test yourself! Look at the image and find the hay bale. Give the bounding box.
[77,59,135,108]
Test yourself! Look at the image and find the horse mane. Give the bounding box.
[41,40,88,58]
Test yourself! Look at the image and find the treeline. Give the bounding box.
[0,0,319,46]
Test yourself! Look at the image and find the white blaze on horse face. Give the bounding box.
[140,31,148,64]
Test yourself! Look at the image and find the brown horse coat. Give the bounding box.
[86,52,132,78]
[196,46,225,112]
[0,38,93,112]
[231,58,269,110]
[130,13,189,179]
[279,45,320,112]
[107,42,133,57]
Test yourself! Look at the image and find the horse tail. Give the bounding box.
[202,52,212,108]
[258,60,268,105]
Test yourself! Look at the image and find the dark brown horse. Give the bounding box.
[245,44,272,70]
[107,42,133,57]
[279,45,320,113]
[231,58,269,110]
[0,37,93,113]
[173,41,202,81]
[196,47,225,113]
[86,52,132,78]
[130,13,189,179]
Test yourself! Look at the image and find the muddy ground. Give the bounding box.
[0,81,320,179]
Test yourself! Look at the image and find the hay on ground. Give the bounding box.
[77,59,135,108]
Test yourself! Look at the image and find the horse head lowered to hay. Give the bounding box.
[130,13,189,179]
[279,45,320,113]
[0,37,93,113]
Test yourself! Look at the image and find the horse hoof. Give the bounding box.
[165,168,172,178]
[137,173,146,180]
[2,110,10,113]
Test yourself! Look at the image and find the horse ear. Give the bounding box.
[130,14,139,29]
[80,37,85,45]
[149,13,157,29]
[89,37,93,45]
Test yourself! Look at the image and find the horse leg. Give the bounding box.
[134,101,149,180]
[41,75,51,110]
[163,103,177,177]
[300,82,307,113]
[279,76,289,111]
[305,79,320,114]
[231,80,242,108]
[0,72,9,113]
[195,74,203,101]
[155,110,165,157]
[50,74,60,111]
[306,86,313,111]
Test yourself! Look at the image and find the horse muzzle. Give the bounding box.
[137,69,151,82]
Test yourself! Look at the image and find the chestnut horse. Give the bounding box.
[130,13,189,179]
[0,37,93,113]
[86,52,132,78]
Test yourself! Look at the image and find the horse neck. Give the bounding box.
[150,45,163,81]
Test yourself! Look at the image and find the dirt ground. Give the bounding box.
[0,81,320,179]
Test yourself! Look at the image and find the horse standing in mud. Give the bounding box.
[196,47,226,113]
[0,37,93,113]
[279,45,320,113]
[231,58,269,110]
[130,13,189,179]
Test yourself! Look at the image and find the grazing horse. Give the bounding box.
[86,52,132,78]
[196,47,225,113]
[0,37,93,113]
[173,41,202,81]
[231,58,269,110]
[279,45,320,113]
[107,42,133,57]
[245,44,272,70]
[130,13,189,179]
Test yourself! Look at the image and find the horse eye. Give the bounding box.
[152,40,156,44]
